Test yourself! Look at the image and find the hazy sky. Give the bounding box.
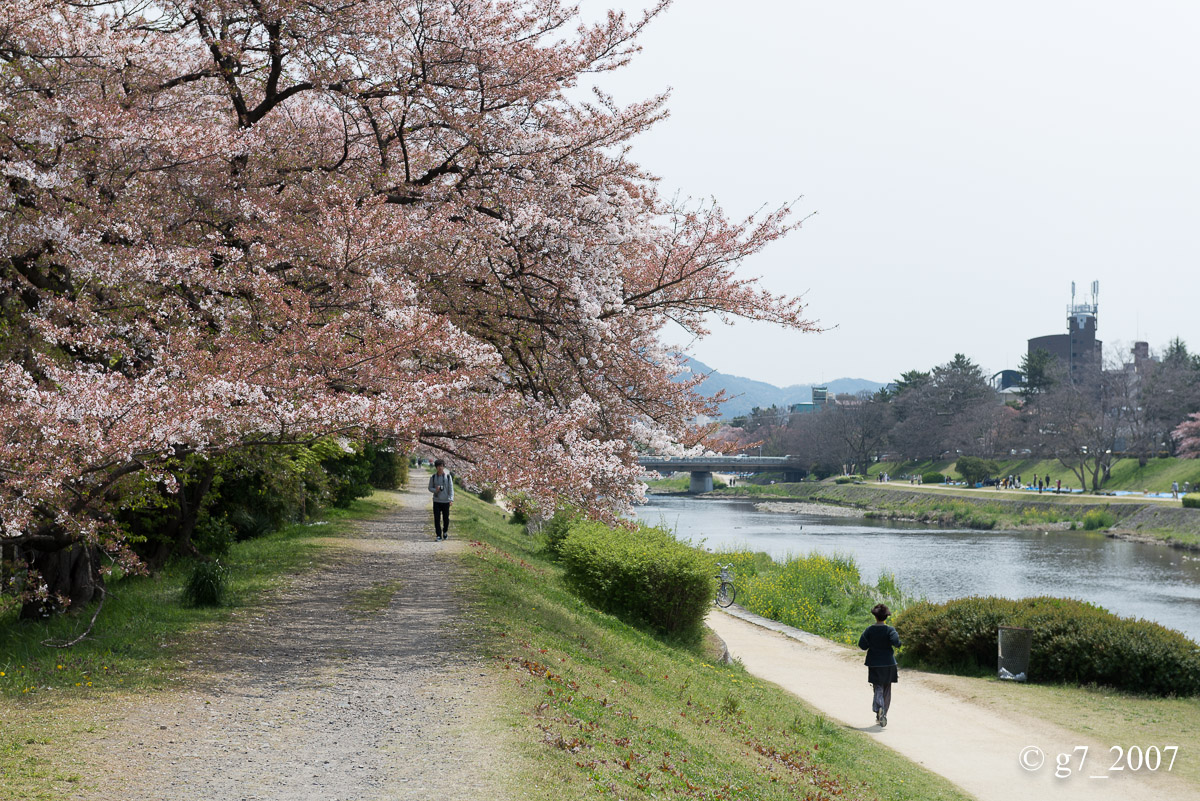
[583,0,1200,386]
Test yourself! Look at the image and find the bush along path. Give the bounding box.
[708,606,1197,801]
[74,475,513,800]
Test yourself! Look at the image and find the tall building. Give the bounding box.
[1027,281,1102,381]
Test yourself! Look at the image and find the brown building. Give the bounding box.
[1028,281,1102,381]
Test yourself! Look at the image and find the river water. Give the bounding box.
[634,495,1200,642]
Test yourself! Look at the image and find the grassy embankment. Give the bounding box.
[678,477,1200,546]
[459,492,1200,794]
[624,490,1200,788]
[455,490,969,801]
[0,494,393,801]
[866,456,1200,495]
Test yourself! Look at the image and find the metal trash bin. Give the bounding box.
[998,625,1032,681]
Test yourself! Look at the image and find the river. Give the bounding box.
[634,495,1200,642]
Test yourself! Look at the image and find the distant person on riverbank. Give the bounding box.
[1056,478,1061,493]
[428,459,454,541]
[1172,481,1180,499]
[858,603,901,728]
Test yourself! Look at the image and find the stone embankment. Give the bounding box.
[1108,505,1200,548]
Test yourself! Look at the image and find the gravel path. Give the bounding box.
[80,475,511,800]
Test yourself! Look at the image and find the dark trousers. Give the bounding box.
[433,502,451,538]
[872,683,892,714]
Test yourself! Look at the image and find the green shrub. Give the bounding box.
[192,513,235,557]
[895,597,1017,669]
[182,560,228,607]
[478,487,496,504]
[322,446,375,507]
[834,475,863,484]
[229,507,276,541]
[1183,495,1200,509]
[895,596,1200,695]
[921,472,946,485]
[955,457,999,486]
[560,521,714,639]
[1082,508,1116,530]
[365,441,406,489]
[543,505,583,557]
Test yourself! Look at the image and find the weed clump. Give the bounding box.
[182,560,228,607]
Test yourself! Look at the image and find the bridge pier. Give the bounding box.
[688,471,713,493]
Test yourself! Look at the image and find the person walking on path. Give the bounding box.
[858,603,901,728]
[1172,481,1180,499]
[428,459,454,540]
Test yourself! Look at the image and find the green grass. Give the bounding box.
[716,550,904,645]
[0,494,391,699]
[868,457,1200,494]
[454,490,970,801]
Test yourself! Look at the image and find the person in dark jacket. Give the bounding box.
[858,603,901,727]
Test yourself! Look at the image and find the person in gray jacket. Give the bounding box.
[428,459,454,541]
[858,603,901,727]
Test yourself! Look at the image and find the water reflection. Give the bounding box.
[634,496,1200,641]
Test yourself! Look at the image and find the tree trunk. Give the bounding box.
[147,463,215,570]
[19,542,105,619]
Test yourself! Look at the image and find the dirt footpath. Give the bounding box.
[78,476,511,801]
[708,607,1194,801]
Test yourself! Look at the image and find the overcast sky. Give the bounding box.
[582,0,1200,386]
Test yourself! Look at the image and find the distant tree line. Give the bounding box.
[723,339,1200,490]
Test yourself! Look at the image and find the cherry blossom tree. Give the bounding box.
[1175,413,1200,459]
[1,0,816,612]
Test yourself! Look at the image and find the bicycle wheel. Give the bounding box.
[716,581,736,608]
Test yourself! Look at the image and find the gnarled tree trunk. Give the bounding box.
[19,542,105,620]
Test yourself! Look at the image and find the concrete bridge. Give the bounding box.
[637,455,805,493]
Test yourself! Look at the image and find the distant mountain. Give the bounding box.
[679,357,884,419]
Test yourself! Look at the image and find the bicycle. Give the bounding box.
[715,563,737,608]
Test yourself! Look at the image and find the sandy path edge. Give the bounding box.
[707,606,1193,801]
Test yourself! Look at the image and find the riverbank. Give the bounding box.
[867,456,1200,496]
[698,481,1200,550]
[710,606,1200,800]
[457,490,972,801]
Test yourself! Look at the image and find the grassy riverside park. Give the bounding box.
[3,485,1198,799]
[863,456,1200,495]
[448,491,973,800]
